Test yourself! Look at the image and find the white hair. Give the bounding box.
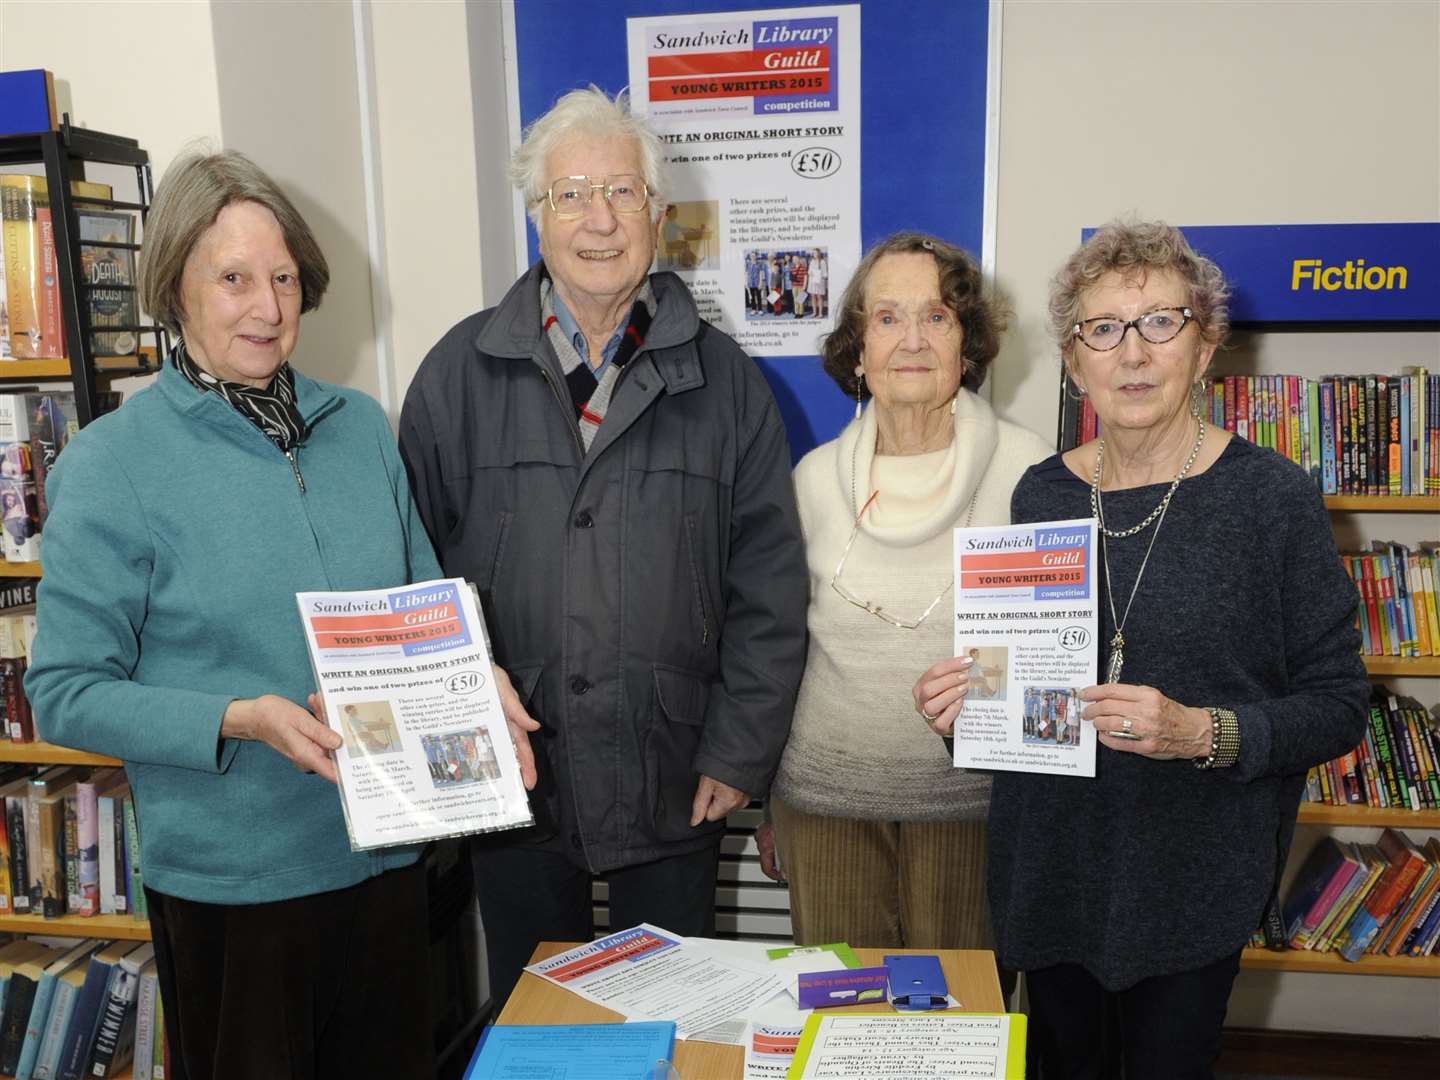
[509,85,670,231]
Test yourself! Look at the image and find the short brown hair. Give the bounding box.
[139,150,329,333]
[1049,219,1229,359]
[821,232,1004,398]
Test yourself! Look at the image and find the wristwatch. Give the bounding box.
[1194,707,1240,770]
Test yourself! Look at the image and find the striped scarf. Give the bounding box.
[540,277,655,452]
[172,340,307,451]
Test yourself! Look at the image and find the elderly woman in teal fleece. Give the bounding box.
[25,150,536,1080]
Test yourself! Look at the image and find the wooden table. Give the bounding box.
[497,943,1005,1079]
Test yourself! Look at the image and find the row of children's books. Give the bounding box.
[0,936,164,1080]
[1304,691,1440,811]
[1342,543,1440,659]
[0,764,145,925]
[1060,369,1438,497]
[1270,828,1440,963]
[1,174,139,363]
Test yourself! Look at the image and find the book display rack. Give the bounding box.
[0,121,160,1080]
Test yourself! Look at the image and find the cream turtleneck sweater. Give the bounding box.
[773,389,1052,821]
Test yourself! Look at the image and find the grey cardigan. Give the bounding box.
[399,264,808,873]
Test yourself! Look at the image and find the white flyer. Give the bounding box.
[626,4,861,357]
[789,1013,1025,1078]
[295,578,533,850]
[951,519,1099,778]
[524,925,787,1044]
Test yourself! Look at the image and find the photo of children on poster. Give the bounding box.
[295,579,533,850]
[951,519,1099,777]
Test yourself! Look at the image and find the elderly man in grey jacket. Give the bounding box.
[400,86,808,1007]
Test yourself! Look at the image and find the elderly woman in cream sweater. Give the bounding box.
[759,232,1050,954]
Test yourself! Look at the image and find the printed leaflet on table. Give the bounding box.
[524,924,788,1045]
[787,1013,1026,1079]
[951,519,1099,778]
[295,578,533,850]
[625,5,860,357]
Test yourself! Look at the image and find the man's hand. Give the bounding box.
[690,774,749,826]
[755,821,785,881]
[494,665,541,790]
[222,694,342,783]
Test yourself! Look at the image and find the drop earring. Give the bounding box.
[950,393,958,416]
[854,364,864,420]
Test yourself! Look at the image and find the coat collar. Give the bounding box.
[475,262,706,394]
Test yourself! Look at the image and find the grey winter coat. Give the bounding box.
[399,265,808,872]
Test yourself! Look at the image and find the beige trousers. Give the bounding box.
[769,794,993,950]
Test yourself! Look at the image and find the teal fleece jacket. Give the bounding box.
[25,362,442,904]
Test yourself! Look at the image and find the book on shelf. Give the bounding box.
[0,393,42,564]
[15,939,101,1080]
[1059,369,1438,496]
[55,940,141,1080]
[0,944,57,1074]
[129,960,158,1080]
[1305,689,1440,811]
[1337,828,1429,960]
[0,177,112,361]
[84,941,153,1079]
[75,212,138,359]
[1276,828,1440,959]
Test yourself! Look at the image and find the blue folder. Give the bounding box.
[464,1020,676,1079]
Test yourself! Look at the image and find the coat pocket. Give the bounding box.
[647,664,711,842]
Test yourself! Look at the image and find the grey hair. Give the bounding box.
[139,149,329,333]
[509,85,670,231]
[1048,219,1229,358]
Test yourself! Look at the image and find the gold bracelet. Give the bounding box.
[1194,707,1240,770]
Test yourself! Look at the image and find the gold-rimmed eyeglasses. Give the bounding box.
[543,174,650,218]
[830,491,954,630]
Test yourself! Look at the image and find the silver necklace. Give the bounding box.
[1091,419,1203,682]
[1089,420,1205,539]
[1096,492,1172,684]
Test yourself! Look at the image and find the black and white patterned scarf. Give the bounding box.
[172,340,307,451]
[539,276,655,453]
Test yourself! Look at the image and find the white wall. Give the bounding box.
[0,1,225,181]
[988,0,1440,440]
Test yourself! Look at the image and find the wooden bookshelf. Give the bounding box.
[0,561,40,577]
[1325,495,1440,512]
[1296,802,1440,828]
[0,740,121,767]
[1241,946,1440,978]
[0,350,159,383]
[0,911,149,941]
[1362,655,1440,677]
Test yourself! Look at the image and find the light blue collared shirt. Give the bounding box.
[551,289,626,383]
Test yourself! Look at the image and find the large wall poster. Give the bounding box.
[626,6,861,359]
[508,0,995,458]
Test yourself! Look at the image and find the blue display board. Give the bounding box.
[1083,223,1440,325]
[510,0,994,458]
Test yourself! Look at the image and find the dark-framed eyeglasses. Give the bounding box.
[1072,307,1195,352]
[543,174,650,218]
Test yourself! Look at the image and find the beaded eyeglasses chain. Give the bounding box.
[1091,418,1205,683]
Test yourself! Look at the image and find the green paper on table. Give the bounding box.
[765,943,862,968]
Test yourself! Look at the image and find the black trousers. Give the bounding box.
[471,836,722,1009]
[145,862,434,1080]
[1024,949,1242,1080]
